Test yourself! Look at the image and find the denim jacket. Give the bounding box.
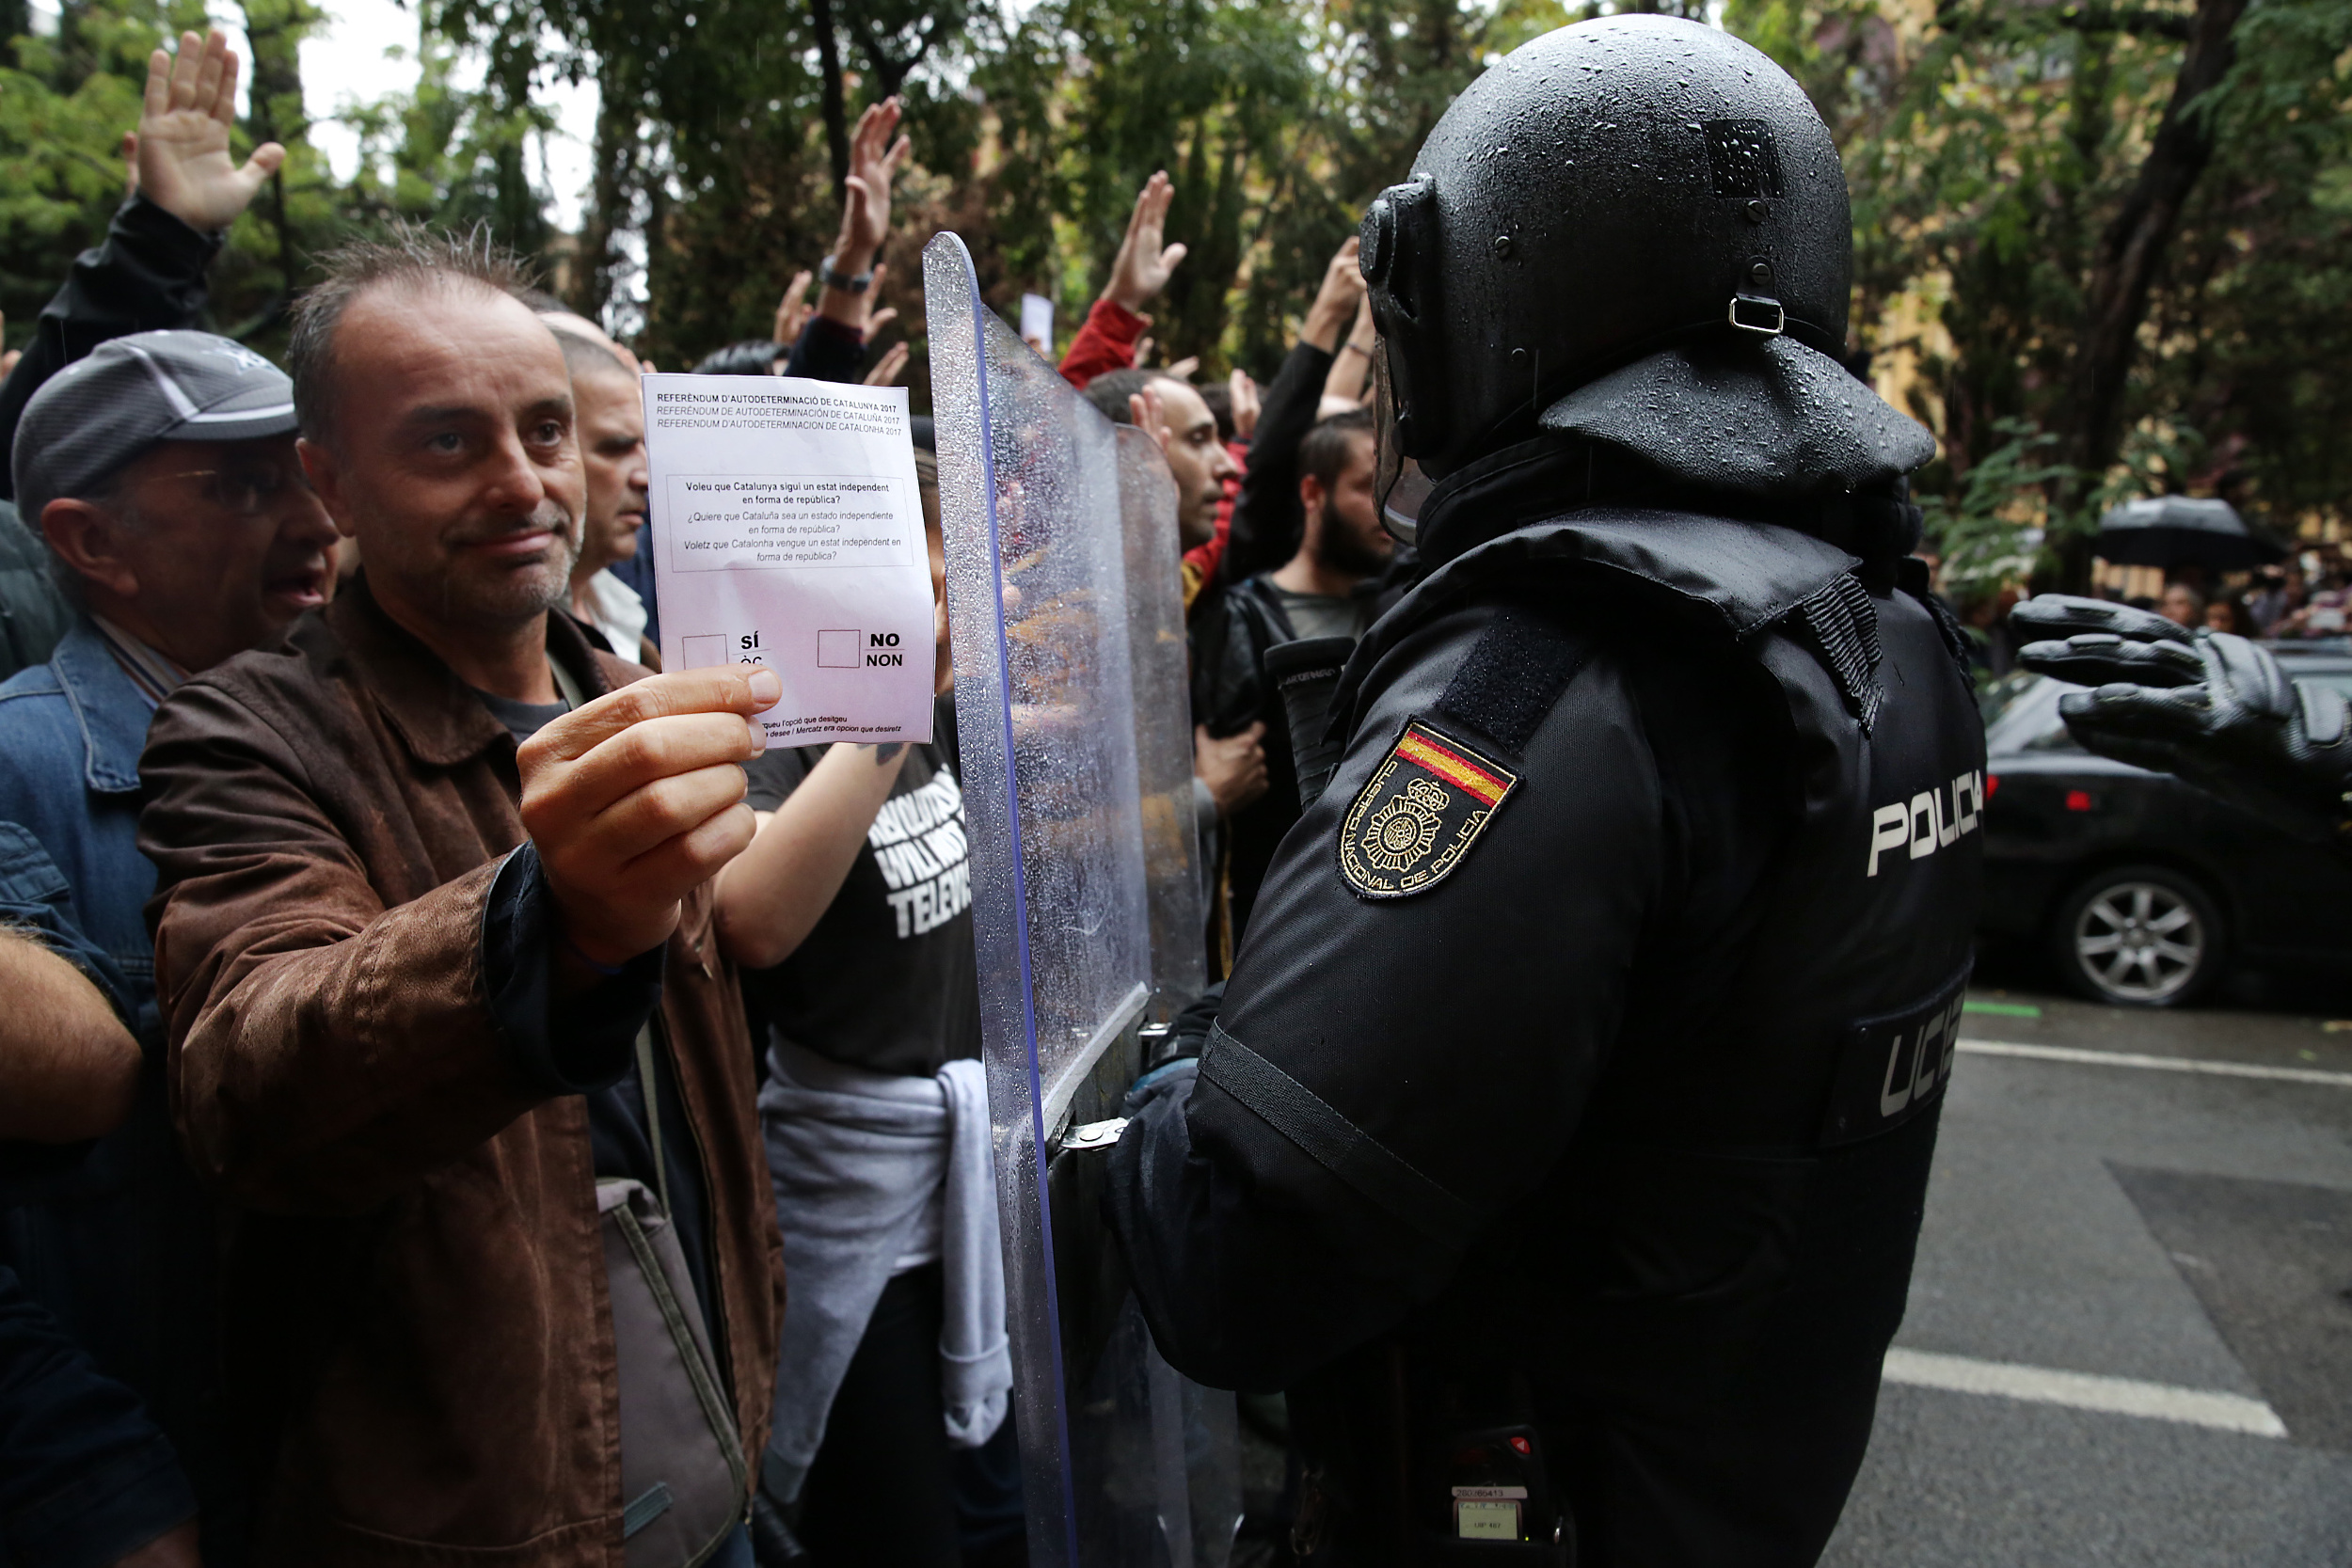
[0,828,196,1568]
[0,623,156,1012]
[0,619,240,1563]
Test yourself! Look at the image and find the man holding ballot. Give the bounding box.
[137,230,787,1565]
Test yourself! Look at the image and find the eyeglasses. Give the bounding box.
[154,458,314,518]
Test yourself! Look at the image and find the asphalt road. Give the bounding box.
[1821,986,2352,1567]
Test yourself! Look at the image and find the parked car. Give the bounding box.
[1976,645,2352,1006]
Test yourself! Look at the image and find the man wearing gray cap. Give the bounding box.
[0,26,292,683]
[0,327,339,1567]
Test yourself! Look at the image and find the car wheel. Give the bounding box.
[2051,864,2225,1007]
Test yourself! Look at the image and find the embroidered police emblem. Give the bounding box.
[1339,720,1520,899]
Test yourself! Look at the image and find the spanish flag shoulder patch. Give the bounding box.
[1338,719,1520,900]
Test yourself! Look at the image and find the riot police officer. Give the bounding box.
[1102,17,1986,1565]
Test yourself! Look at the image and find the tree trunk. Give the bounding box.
[2053,0,2249,587]
[856,23,930,104]
[810,0,850,196]
[238,0,318,325]
[0,0,26,72]
[574,52,642,320]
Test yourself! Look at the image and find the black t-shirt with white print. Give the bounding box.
[739,739,980,1078]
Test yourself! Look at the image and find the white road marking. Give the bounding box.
[1883,1348,2288,1438]
[1959,1037,2352,1088]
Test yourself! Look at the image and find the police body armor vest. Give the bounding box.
[1279,475,1984,1567]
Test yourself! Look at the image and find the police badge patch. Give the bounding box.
[1339,720,1520,899]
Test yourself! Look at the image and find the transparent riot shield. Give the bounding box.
[1116,422,1211,1024]
[925,230,1238,1566]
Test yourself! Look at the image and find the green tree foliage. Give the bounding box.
[338,30,554,251]
[1,0,188,323]
[1736,0,2352,585]
[6,0,346,355]
[999,0,1322,370]
[4,0,2344,566]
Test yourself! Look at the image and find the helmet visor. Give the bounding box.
[1372,339,1433,544]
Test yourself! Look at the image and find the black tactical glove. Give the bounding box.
[749,1486,811,1567]
[2011,594,2352,845]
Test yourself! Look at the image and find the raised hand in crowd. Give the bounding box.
[1128,382,1169,453]
[772,268,816,347]
[133,29,286,234]
[1165,355,1200,382]
[0,311,15,380]
[1322,292,1376,406]
[864,340,911,388]
[519,665,782,973]
[1106,170,1187,318]
[1302,233,1365,354]
[1216,232,1372,580]
[863,272,898,344]
[1054,170,1187,389]
[818,97,912,338]
[1228,366,1260,441]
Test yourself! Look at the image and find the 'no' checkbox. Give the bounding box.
[817,629,863,668]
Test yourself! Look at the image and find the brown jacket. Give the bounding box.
[139,580,782,1564]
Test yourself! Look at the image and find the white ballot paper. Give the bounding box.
[643,374,934,746]
[1019,292,1055,354]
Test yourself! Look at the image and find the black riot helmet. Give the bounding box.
[1363,16,1859,532]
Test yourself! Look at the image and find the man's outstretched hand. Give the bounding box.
[1128,383,1169,456]
[1228,367,1261,441]
[136,28,284,234]
[519,666,782,968]
[772,268,815,346]
[820,99,911,334]
[837,98,911,264]
[1106,171,1186,317]
[1301,235,1365,354]
[2012,594,2352,844]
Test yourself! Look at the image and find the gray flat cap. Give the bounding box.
[11,329,298,521]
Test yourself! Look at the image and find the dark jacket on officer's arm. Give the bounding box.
[1116,594,1729,1390]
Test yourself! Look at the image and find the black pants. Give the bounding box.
[800,1263,962,1564]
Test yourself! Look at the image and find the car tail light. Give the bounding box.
[1986,774,2000,800]
[2064,789,2093,813]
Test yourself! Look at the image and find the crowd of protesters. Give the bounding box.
[1947,552,2352,686]
[2198,561,2352,641]
[0,26,1422,1568]
[2120,565,2350,642]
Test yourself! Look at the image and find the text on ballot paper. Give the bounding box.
[643,374,934,746]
